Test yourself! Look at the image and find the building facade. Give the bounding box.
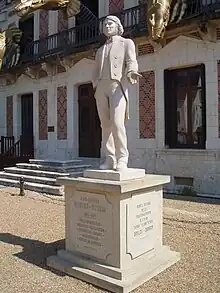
[1,0,220,197]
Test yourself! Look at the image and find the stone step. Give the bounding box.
[4,167,83,178]
[76,157,100,167]
[0,171,59,186]
[29,159,82,167]
[16,163,91,173]
[0,178,64,195]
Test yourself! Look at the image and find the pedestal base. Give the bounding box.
[50,174,180,293]
[47,246,180,293]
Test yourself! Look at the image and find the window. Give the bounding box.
[164,64,206,149]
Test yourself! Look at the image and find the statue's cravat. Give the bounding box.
[104,39,112,58]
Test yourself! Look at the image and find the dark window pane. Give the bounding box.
[191,89,203,145]
[176,70,188,87]
[164,65,206,149]
[190,69,201,88]
[176,88,188,145]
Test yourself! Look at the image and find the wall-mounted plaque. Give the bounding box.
[48,126,54,132]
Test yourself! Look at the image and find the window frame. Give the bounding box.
[164,64,206,149]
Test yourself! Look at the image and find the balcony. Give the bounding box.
[2,0,220,73]
[21,3,147,66]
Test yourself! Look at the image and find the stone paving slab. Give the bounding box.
[0,187,219,293]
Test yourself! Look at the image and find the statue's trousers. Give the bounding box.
[94,79,129,164]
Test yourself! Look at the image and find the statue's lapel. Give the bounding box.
[109,37,124,60]
[99,44,106,76]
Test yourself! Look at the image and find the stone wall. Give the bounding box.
[0,58,96,160]
[127,35,220,197]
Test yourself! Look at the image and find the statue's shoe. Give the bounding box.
[99,162,116,170]
[116,162,128,171]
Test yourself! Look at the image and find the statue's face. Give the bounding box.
[103,19,118,37]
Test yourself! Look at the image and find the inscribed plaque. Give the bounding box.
[71,191,113,260]
[126,192,156,258]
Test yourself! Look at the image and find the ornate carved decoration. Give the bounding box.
[197,22,217,42]
[0,27,22,71]
[5,73,17,84]
[60,57,74,70]
[147,0,171,45]
[14,0,80,18]
[0,72,20,86]
[41,62,54,76]
[146,0,189,47]
[24,66,40,79]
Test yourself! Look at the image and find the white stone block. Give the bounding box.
[84,168,145,181]
[47,174,180,293]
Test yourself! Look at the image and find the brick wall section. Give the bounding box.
[218,61,220,137]
[138,43,154,55]
[38,90,48,140]
[109,0,124,14]
[39,10,49,38]
[6,96,13,136]
[57,86,67,140]
[216,28,220,40]
[58,10,68,32]
[139,71,156,139]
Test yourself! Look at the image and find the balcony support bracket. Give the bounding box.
[41,62,54,77]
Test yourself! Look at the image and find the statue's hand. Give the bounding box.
[127,71,142,84]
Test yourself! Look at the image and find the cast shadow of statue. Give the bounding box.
[0,233,65,276]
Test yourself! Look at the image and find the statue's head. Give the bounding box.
[103,15,124,37]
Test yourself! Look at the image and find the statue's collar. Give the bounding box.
[106,35,121,44]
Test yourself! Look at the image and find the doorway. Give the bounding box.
[78,83,101,158]
[20,93,34,157]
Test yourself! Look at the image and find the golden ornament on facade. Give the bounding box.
[14,0,80,18]
[147,0,187,45]
[0,27,23,70]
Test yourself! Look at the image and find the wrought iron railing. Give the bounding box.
[22,4,147,63]
[0,136,15,154]
[0,135,34,170]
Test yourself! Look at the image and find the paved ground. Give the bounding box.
[0,187,219,293]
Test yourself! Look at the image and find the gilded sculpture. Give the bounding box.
[14,0,80,18]
[0,27,23,70]
[147,0,187,45]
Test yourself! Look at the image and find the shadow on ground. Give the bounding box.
[164,193,220,205]
[0,233,65,276]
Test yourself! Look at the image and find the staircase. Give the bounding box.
[0,158,99,195]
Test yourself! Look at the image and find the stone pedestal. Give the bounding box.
[47,170,180,293]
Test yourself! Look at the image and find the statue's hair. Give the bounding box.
[105,15,124,36]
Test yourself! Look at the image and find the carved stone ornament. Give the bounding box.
[0,72,20,86]
[24,65,41,79]
[60,57,74,70]
[41,62,54,76]
[197,22,217,42]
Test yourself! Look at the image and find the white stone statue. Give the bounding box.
[93,15,141,171]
